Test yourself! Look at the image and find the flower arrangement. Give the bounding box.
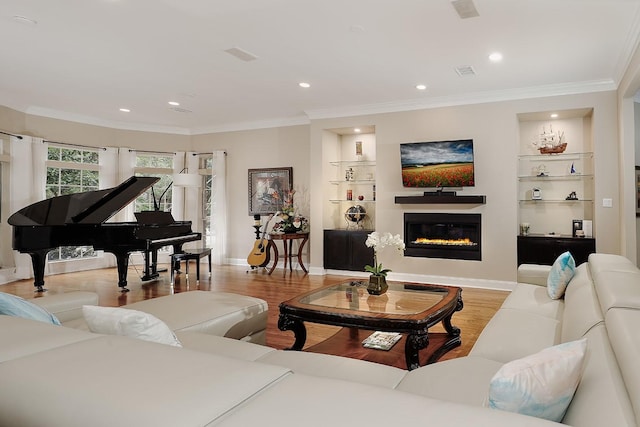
[364,232,405,277]
[271,189,308,233]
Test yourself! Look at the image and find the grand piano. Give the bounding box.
[8,176,201,292]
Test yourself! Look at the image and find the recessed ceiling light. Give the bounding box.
[489,52,503,62]
[354,128,361,133]
[416,84,427,90]
[119,108,130,113]
[550,113,559,118]
[168,101,180,106]
[299,82,311,88]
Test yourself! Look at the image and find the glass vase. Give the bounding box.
[367,275,388,295]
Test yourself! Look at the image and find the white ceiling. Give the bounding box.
[1,0,640,135]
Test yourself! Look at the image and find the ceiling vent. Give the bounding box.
[224,47,259,62]
[451,0,479,19]
[455,65,477,77]
[169,106,192,113]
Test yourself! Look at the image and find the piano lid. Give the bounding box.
[8,176,160,226]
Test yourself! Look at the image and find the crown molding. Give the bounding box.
[305,80,617,120]
[190,115,310,135]
[24,106,192,135]
[9,79,618,136]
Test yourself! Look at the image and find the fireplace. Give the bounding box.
[404,213,481,261]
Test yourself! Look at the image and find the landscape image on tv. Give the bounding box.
[400,139,475,188]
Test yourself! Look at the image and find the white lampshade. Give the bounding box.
[173,173,201,188]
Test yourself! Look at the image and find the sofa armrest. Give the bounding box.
[517,264,551,287]
[30,292,99,323]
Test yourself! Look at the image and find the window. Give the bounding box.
[201,156,213,245]
[46,146,99,261]
[134,153,174,212]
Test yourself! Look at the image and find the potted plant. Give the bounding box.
[364,232,405,295]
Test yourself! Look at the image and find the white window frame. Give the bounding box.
[45,145,100,262]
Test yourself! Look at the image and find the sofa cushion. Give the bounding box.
[0,315,97,362]
[594,269,640,313]
[0,292,61,325]
[30,291,99,323]
[177,331,407,389]
[605,308,640,424]
[122,291,268,342]
[83,305,182,347]
[561,264,603,342]
[211,373,562,427]
[501,283,563,320]
[488,338,587,422]
[257,349,407,389]
[562,324,637,427]
[396,355,503,406]
[517,264,552,287]
[547,251,576,299]
[0,329,292,427]
[175,331,276,361]
[470,308,561,363]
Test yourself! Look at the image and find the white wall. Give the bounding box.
[191,125,310,263]
[0,88,623,286]
[310,91,620,284]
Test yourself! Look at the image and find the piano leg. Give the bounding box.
[140,249,160,281]
[111,250,131,292]
[29,250,49,292]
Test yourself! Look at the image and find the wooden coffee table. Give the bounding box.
[278,280,463,370]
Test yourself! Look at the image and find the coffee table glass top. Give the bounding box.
[298,280,448,315]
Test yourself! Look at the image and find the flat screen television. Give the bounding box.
[400,139,475,188]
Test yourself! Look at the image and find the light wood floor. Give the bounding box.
[1,264,508,362]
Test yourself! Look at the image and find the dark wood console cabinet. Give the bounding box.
[517,235,596,266]
[324,229,374,271]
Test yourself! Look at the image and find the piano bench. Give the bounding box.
[171,248,212,283]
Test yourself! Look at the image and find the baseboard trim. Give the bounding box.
[220,259,517,291]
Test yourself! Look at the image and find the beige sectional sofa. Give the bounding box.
[0,253,638,426]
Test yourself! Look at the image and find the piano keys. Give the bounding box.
[8,176,202,292]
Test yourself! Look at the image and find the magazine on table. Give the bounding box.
[362,331,402,351]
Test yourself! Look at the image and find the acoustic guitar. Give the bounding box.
[247,215,274,267]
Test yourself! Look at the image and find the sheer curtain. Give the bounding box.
[10,136,47,279]
[210,151,228,265]
[117,148,136,222]
[99,147,118,191]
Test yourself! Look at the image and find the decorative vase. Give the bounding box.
[283,224,298,233]
[367,275,388,295]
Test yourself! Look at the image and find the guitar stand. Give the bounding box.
[246,215,275,273]
[246,265,268,274]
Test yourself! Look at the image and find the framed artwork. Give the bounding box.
[636,166,640,216]
[248,167,293,215]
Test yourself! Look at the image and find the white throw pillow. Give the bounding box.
[82,305,182,347]
[547,251,576,299]
[488,338,587,422]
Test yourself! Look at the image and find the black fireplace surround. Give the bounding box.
[404,213,481,261]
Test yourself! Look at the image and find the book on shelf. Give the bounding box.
[362,331,402,351]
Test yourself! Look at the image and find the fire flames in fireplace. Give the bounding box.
[413,237,477,246]
[404,212,482,260]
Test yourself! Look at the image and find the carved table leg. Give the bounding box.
[278,314,307,350]
[405,332,429,370]
[443,296,463,337]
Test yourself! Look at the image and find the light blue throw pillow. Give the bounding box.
[489,338,587,422]
[0,292,61,325]
[547,251,576,299]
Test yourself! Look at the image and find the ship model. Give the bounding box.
[534,125,566,154]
